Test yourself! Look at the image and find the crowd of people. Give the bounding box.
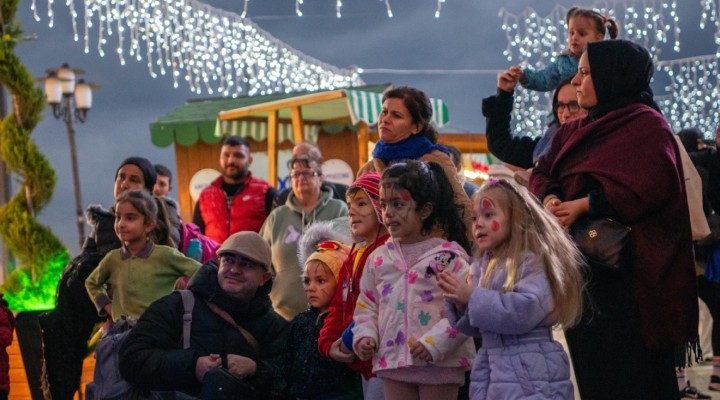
[16,5,719,400]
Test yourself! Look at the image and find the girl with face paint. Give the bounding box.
[318,172,390,400]
[352,161,475,400]
[438,178,584,400]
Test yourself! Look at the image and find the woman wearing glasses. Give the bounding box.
[483,75,587,171]
[260,155,348,321]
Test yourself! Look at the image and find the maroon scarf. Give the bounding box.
[531,103,698,349]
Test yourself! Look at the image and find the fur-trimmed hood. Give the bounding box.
[297,218,351,269]
[84,204,121,255]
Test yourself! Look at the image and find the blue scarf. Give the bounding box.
[372,134,448,164]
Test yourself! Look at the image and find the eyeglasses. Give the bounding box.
[556,101,580,113]
[291,170,320,179]
[219,254,261,270]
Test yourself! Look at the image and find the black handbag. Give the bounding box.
[571,217,631,271]
[200,362,257,400]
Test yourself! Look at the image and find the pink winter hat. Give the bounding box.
[349,172,382,222]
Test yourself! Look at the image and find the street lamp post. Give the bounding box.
[43,63,98,249]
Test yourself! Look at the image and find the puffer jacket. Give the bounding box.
[446,251,573,400]
[119,262,289,398]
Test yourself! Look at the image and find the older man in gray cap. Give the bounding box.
[119,231,289,399]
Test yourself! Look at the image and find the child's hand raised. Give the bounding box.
[438,269,473,308]
[508,65,525,82]
[356,337,378,361]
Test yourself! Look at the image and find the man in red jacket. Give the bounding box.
[193,136,276,244]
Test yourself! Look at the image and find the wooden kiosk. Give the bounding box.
[150,84,488,223]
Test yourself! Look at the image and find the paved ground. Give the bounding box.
[686,362,720,399]
[554,328,720,399]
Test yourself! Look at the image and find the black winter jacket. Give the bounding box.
[483,90,540,169]
[119,262,289,398]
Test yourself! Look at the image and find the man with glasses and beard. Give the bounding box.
[193,136,276,243]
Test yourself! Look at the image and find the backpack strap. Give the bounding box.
[178,289,195,349]
[205,300,260,353]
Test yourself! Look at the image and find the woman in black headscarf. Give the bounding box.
[530,40,698,400]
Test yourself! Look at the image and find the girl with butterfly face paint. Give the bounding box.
[351,160,476,400]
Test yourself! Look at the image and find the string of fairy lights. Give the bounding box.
[281,0,447,19]
[29,0,363,96]
[500,1,720,138]
[28,0,720,137]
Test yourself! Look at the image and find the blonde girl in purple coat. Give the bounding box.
[438,178,584,399]
[352,160,476,400]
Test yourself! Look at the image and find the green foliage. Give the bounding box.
[0,0,69,311]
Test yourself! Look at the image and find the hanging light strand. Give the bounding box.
[700,0,720,57]
[498,0,682,136]
[657,54,720,137]
[31,0,364,97]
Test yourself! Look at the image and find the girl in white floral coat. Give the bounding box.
[352,160,476,400]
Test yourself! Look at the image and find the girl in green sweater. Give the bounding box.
[85,190,201,322]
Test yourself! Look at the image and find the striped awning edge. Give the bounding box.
[344,89,449,127]
[214,119,320,144]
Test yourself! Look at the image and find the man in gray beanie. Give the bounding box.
[119,231,289,399]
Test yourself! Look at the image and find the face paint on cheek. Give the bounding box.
[491,220,500,232]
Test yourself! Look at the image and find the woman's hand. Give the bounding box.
[195,354,221,381]
[356,337,377,361]
[410,339,434,362]
[226,354,257,379]
[497,70,518,93]
[551,197,589,229]
[438,270,473,310]
[329,338,357,363]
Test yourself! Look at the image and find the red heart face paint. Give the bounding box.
[471,193,511,253]
[399,191,411,202]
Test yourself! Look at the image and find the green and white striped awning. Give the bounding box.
[215,120,320,143]
[345,89,449,127]
[150,85,451,148]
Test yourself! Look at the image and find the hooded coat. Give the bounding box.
[352,238,476,375]
[119,262,289,398]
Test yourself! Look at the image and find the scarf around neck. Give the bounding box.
[372,134,447,164]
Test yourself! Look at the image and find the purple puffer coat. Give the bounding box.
[446,251,574,400]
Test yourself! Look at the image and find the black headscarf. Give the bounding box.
[586,40,661,119]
